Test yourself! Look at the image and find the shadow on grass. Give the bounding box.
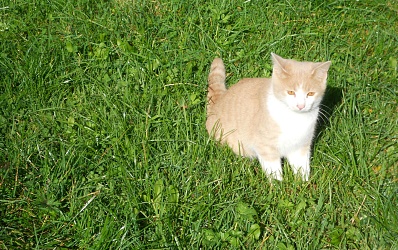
[315,86,343,141]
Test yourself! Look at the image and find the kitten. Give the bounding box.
[206,53,331,181]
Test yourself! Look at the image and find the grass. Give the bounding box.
[0,0,397,248]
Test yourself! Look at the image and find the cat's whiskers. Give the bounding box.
[318,104,331,124]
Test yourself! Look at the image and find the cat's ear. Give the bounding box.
[271,53,289,78]
[312,61,331,81]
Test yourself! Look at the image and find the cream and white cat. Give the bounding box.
[206,53,331,181]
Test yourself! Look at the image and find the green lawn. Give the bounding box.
[1,0,397,248]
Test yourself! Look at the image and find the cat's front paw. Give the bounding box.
[289,164,310,181]
[296,166,310,181]
[258,158,283,181]
[287,150,310,181]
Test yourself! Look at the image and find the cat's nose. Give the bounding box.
[297,104,305,110]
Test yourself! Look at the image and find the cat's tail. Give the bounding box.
[207,58,226,109]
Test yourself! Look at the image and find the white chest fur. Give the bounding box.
[267,94,318,156]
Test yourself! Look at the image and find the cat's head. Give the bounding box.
[271,53,331,112]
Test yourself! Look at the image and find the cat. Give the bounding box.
[206,53,331,181]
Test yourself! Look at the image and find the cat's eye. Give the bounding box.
[307,92,315,97]
[287,90,295,95]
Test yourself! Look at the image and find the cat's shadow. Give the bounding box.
[314,86,343,142]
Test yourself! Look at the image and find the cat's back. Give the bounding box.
[219,77,271,104]
[206,77,272,156]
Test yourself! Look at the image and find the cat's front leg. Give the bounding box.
[286,147,311,181]
[258,157,283,181]
[256,148,283,181]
